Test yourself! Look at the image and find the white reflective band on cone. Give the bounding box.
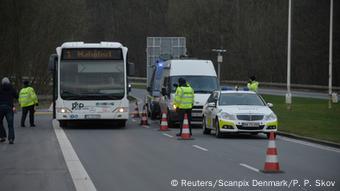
[265,155,279,163]
[161,121,168,125]
[183,120,188,125]
[182,127,190,133]
[268,140,276,148]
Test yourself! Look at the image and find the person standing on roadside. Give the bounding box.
[174,78,194,136]
[247,75,259,92]
[0,77,18,144]
[19,80,38,127]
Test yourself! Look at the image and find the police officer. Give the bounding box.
[247,76,259,92]
[19,80,38,127]
[174,78,194,136]
[0,77,18,144]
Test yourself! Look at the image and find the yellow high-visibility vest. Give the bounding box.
[174,86,194,109]
[19,87,38,107]
[247,81,259,92]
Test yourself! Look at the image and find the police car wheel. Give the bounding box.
[202,116,211,135]
[266,132,276,139]
[215,119,222,138]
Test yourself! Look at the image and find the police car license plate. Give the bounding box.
[242,122,260,127]
[85,114,101,119]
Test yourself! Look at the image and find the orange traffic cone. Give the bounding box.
[178,114,194,140]
[263,132,282,173]
[132,101,140,118]
[140,105,149,126]
[159,112,170,131]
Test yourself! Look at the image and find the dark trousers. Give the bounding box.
[178,109,192,135]
[21,105,35,126]
[0,105,15,140]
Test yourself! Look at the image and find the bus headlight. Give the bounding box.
[114,107,128,113]
[57,107,72,113]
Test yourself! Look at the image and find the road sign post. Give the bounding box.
[286,0,292,110]
[328,0,333,109]
[212,49,226,82]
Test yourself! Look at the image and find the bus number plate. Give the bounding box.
[85,114,101,119]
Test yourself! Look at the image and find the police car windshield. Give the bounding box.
[171,76,218,93]
[219,93,266,106]
[60,60,125,100]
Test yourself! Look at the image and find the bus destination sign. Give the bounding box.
[61,48,122,60]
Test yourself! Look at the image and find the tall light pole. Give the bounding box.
[212,49,226,82]
[328,0,334,108]
[286,0,292,110]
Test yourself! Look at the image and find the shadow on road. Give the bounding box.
[62,120,125,130]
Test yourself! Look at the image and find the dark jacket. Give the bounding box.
[0,83,18,107]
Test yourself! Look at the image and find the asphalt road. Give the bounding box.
[2,88,339,191]
[61,88,340,191]
[0,113,74,191]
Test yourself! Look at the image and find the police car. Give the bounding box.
[202,89,278,138]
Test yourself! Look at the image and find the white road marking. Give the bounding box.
[143,125,150,128]
[131,119,136,122]
[163,133,173,138]
[193,145,208,151]
[52,120,97,191]
[278,136,340,154]
[239,163,260,173]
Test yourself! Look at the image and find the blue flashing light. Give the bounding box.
[221,86,232,91]
[158,62,164,67]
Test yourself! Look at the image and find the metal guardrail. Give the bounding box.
[128,76,340,92]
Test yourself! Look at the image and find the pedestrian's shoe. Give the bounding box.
[21,125,26,127]
[0,138,6,142]
[30,124,36,127]
[176,133,181,137]
[8,139,14,144]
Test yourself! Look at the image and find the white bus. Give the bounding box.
[48,42,134,127]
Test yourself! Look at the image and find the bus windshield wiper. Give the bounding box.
[61,90,81,99]
[79,93,123,99]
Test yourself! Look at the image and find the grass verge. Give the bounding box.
[262,95,340,143]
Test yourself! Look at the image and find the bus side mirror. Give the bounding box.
[147,86,152,92]
[48,54,58,72]
[128,62,135,76]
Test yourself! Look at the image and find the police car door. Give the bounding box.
[210,91,219,129]
[206,91,219,129]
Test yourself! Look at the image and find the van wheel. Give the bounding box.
[202,116,211,135]
[215,118,222,138]
[167,110,175,128]
[150,111,157,120]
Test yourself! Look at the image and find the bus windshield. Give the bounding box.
[170,76,218,93]
[60,60,124,100]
